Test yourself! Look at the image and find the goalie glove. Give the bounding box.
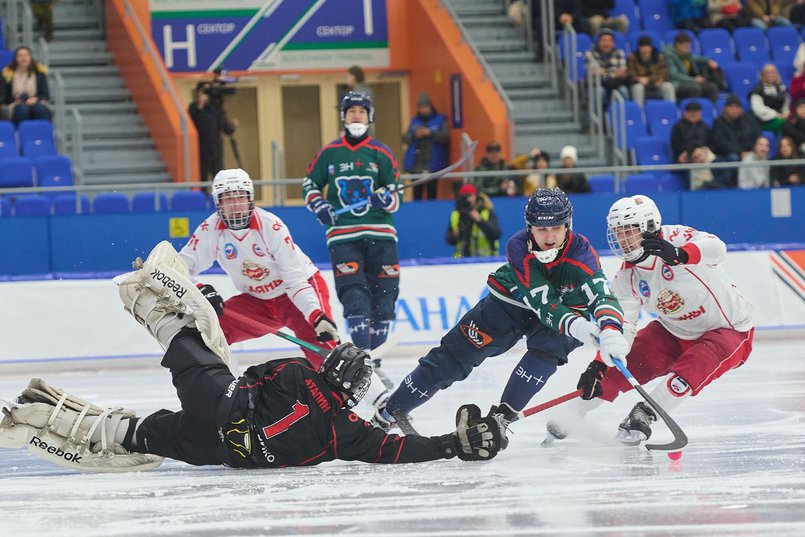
[310,310,340,343]
[438,404,501,461]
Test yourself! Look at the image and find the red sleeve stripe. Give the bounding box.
[305,140,345,174]
[298,449,328,466]
[682,243,702,264]
[393,436,406,464]
[376,434,389,463]
[331,424,339,459]
[559,257,595,276]
[487,277,507,293]
[594,307,624,321]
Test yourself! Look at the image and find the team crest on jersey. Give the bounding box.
[252,244,266,257]
[328,164,335,176]
[661,264,674,281]
[377,264,400,278]
[638,280,650,298]
[335,261,359,277]
[336,176,373,215]
[655,288,685,314]
[241,261,269,281]
[224,243,238,260]
[460,321,493,348]
[667,375,691,396]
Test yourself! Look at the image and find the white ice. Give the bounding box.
[2,335,805,536]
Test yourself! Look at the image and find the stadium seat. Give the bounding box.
[35,155,74,199]
[733,27,767,57]
[624,174,660,194]
[762,131,776,158]
[774,61,795,87]
[632,136,672,166]
[658,173,687,192]
[678,98,716,126]
[645,100,678,131]
[0,121,17,159]
[628,31,663,53]
[588,175,616,193]
[52,194,90,215]
[768,26,800,62]
[772,44,797,64]
[738,45,769,65]
[560,33,592,81]
[699,28,734,65]
[610,0,639,36]
[22,139,57,159]
[609,100,646,150]
[93,192,130,214]
[724,62,759,100]
[14,195,50,217]
[171,190,208,211]
[558,32,592,60]
[18,120,55,149]
[132,192,169,212]
[0,157,35,188]
[639,0,675,32]
[663,29,698,53]
[0,197,10,216]
[0,50,13,70]
[612,31,628,54]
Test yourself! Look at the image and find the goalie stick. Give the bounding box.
[334,141,478,215]
[612,358,688,452]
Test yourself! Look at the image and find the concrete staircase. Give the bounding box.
[447,0,607,168]
[44,0,171,186]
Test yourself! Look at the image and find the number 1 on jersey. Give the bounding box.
[262,401,310,439]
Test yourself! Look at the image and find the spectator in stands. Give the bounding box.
[555,0,627,36]
[771,136,804,186]
[671,100,713,165]
[689,145,719,190]
[783,98,805,153]
[790,1,805,26]
[712,94,761,186]
[474,141,517,197]
[665,31,722,101]
[627,35,676,106]
[30,0,55,42]
[520,148,554,194]
[445,184,501,258]
[402,92,450,201]
[189,82,238,185]
[345,65,373,102]
[555,145,591,193]
[586,29,630,109]
[746,0,792,29]
[708,0,751,30]
[750,64,789,136]
[1,46,51,125]
[672,0,711,31]
[738,136,772,188]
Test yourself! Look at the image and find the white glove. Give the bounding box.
[598,328,629,367]
[567,318,600,346]
[310,311,340,343]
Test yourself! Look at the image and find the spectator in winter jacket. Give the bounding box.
[746,0,792,29]
[0,46,51,125]
[473,141,517,197]
[664,31,721,101]
[555,145,591,194]
[672,0,710,31]
[738,136,771,188]
[445,184,501,258]
[771,136,805,186]
[750,64,789,136]
[402,92,450,200]
[671,100,713,164]
[556,0,628,36]
[708,0,751,30]
[586,29,629,109]
[782,99,805,152]
[711,95,760,186]
[627,36,676,106]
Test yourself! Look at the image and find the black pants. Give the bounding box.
[413,180,438,201]
[199,140,224,183]
[133,329,237,466]
[329,238,400,321]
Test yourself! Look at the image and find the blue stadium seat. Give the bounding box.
[679,97,716,126]
[0,15,5,48]
[588,175,616,193]
[609,100,646,150]
[733,27,768,56]
[645,100,678,129]
[0,50,12,70]
[775,61,795,86]
[560,33,592,81]
[0,197,10,216]
[663,29,698,53]
[22,139,57,159]
[0,121,17,159]
[768,26,800,56]
[624,174,660,193]
[612,31,628,54]
[611,0,639,36]
[772,44,797,64]
[171,190,208,211]
[737,46,769,66]
[724,62,760,100]
[53,194,90,215]
[762,131,776,158]
[35,155,74,197]
[716,94,749,115]
[658,173,687,192]
[14,195,50,217]
[132,192,169,212]
[639,0,675,32]
[648,119,673,140]
[558,32,593,60]
[0,157,35,188]
[632,136,672,166]
[18,120,55,149]
[699,28,734,65]
[628,31,663,53]
[93,192,130,214]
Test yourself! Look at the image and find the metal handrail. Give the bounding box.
[440,0,516,155]
[122,0,191,182]
[69,107,84,182]
[587,62,605,159]
[36,35,49,66]
[20,0,32,45]
[541,0,558,90]
[50,71,67,151]
[561,25,581,123]
[270,140,286,206]
[610,90,629,179]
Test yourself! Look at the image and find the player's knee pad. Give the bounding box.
[338,285,372,318]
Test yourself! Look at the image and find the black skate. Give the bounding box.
[616,402,657,446]
[488,403,518,450]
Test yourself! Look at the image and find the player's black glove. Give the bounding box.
[438,404,501,461]
[577,360,608,400]
[369,188,394,210]
[641,233,689,265]
[308,197,335,226]
[197,283,224,317]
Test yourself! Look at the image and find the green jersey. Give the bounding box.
[303,135,401,246]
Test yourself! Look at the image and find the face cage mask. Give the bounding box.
[346,122,369,137]
[344,372,372,408]
[607,224,645,262]
[217,191,254,230]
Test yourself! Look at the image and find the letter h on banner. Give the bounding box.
[163,24,197,68]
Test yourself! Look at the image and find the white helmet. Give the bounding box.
[606,195,662,261]
[212,168,254,230]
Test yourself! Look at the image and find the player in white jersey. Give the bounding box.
[544,195,754,445]
[179,169,339,368]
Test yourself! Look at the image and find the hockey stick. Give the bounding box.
[334,141,478,215]
[611,358,688,452]
[517,389,584,420]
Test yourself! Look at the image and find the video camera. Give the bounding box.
[455,194,474,214]
[199,69,238,107]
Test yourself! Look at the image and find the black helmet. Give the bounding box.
[340,91,374,123]
[319,343,372,408]
[524,188,573,228]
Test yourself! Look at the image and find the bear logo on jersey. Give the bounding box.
[655,288,685,314]
[224,243,238,260]
[241,261,269,281]
[336,176,373,215]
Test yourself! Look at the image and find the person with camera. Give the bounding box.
[1,46,51,125]
[445,184,501,258]
[189,69,239,184]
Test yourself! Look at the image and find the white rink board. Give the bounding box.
[0,251,803,366]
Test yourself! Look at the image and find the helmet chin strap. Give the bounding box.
[528,227,569,263]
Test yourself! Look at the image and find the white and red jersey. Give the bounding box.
[179,208,324,322]
[612,224,753,341]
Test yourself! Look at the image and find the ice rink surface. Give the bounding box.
[2,335,804,537]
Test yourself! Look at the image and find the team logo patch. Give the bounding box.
[252,244,266,257]
[661,264,674,281]
[377,264,400,278]
[655,288,685,314]
[224,243,238,260]
[667,375,691,396]
[335,261,360,276]
[241,261,269,281]
[674,305,706,321]
[328,164,335,176]
[336,176,373,216]
[638,279,650,298]
[460,321,493,348]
